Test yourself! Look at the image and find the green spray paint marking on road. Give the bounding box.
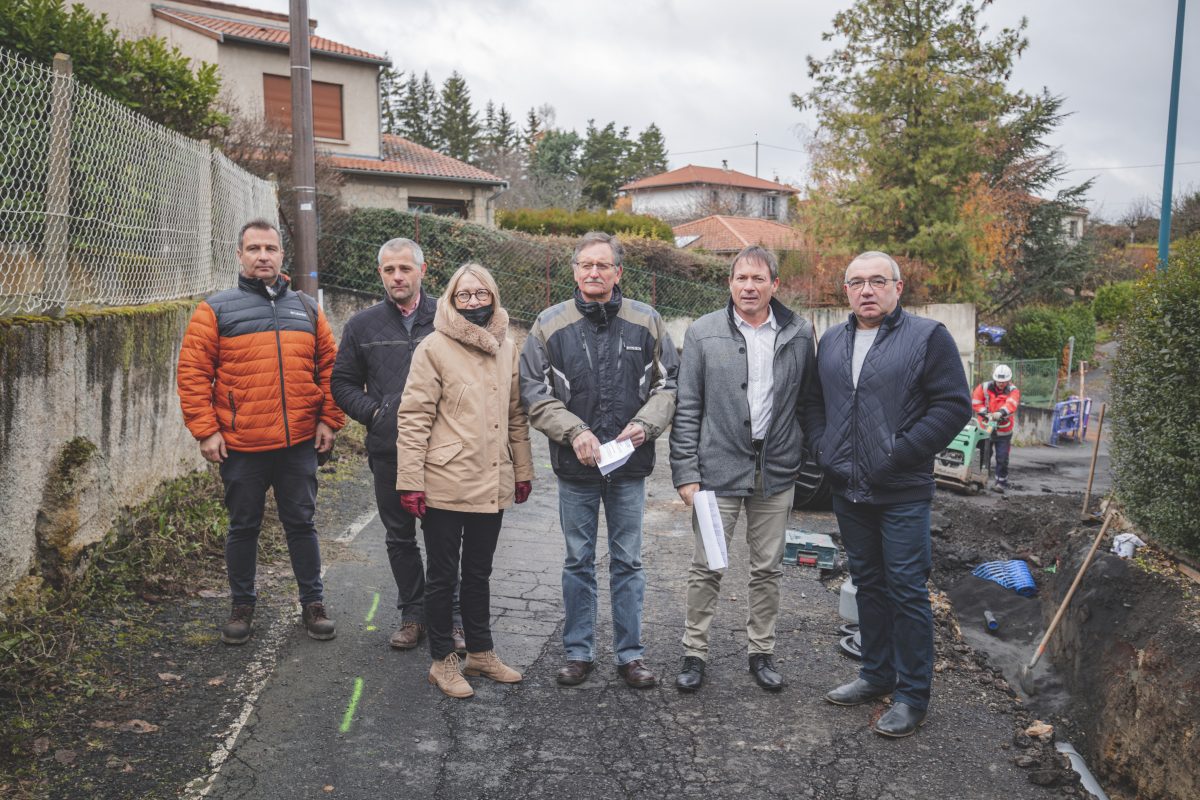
[339,677,364,733]
[365,591,380,632]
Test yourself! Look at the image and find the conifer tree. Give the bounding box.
[435,71,480,163]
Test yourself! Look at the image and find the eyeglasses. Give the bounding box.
[453,288,492,303]
[574,261,617,273]
[845,276,898,292]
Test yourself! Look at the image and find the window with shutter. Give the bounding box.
[262,74,344,140]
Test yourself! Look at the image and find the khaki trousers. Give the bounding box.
[682,483,794,659]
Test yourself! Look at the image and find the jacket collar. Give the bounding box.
[386,289,438,326]
[238,272,289,299]
[846,302,904,332]
[726,296,794,334]
[574,284,623,327]
[434,296,509,355]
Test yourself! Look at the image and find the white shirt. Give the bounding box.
[852,326,880,388]
[734,309,778,439]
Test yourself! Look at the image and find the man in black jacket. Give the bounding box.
[805,251,971,738]
[331,238,462,653]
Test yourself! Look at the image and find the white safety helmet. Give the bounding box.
[992,364,1013,383]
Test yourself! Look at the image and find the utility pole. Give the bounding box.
[754,137,759,178]
[1158,0,1187,273]
[289,0,318,294]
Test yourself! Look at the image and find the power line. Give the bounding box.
[667,142,756,156]
[1066,159,1200,173]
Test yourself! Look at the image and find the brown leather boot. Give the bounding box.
[301,602,336,640]
[451,626,467,655]
[463,650,523,683]
[220,605,254,645]
[428,653,473,698]
[389,622,425,650]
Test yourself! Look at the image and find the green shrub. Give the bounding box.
[497,208,675,242]
[1111,237,1200,557]
[1092,280,1136,324]
[1005,304,1094,368]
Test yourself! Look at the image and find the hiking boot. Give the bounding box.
[220,604,254,645]
[452,626,467,655]
[428,653,473,698]
[302,602,336,640]
[389,622,425,650]
[463,650,523,683]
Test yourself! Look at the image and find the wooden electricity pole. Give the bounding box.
[289,0,318,294]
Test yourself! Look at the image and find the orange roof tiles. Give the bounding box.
[329,135,507,185]
[672,215,809,253]
[152,6,389,64]
[621,165,799,194]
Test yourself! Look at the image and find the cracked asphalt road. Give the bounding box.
[204,436,1061,799]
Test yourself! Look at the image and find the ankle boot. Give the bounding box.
[463,649,523,683]
[428,653,473,698]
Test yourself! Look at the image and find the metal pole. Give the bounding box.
[754,138,759,178]
[289,0,318,294]
[1158,0,1187,272]
[43,53,73,318]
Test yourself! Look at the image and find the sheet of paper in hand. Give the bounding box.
[597,438,635,476]
[693,490,727,570]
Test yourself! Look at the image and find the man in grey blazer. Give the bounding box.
[669,245,816,692]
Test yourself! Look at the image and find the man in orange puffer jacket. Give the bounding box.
[178,220,345,645]
[971,364,1021,490]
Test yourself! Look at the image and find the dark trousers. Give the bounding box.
[370,457,461,626]
[421,507,502,660]
[991,436,1012,481]
[832,496,933,712]
[220,441,323,607]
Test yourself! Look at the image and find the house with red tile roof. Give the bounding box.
[672,215,810,256]
[82,0,506,225]
[620,164,800,224]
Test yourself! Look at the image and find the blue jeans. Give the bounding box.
[832,496,933,711]
[220,441,323,607]
[558,477,647,666]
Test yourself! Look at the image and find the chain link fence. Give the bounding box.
[315,208,733,324]
[0,47,277,317]
[975,357,1058,408]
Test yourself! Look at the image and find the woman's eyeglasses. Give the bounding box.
[454,288,492,303]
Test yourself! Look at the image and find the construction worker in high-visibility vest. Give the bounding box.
[972,364,1020,490]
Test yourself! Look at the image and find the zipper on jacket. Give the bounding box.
[228,391,238,431]
[271,299,292,447]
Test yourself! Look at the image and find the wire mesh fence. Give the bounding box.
[315,208,734,324]
[975,357,1058,408]
[0,47,277,317]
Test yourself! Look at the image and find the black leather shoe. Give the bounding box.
[873,701,927,737]
[556,660,595,686]
[675,656,705,693]
[617,659,657,689]
[748,654,785,691]
[824,678,894,706]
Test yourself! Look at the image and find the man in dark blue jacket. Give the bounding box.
[805,251,971,737]
[331,238,462,653]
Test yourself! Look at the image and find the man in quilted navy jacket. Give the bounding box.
[804,251,971,738]
[331,238,463,653]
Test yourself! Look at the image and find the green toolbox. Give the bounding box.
[783,530,838,569]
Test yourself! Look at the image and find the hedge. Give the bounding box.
[1111,237,1200,557]
[1004,304,1094,368]
[1092,280,1136,325]
[497,208,674,242]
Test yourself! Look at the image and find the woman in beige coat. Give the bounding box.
[395,263,534,698]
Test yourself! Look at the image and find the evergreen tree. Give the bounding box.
[379,63,404,135]
[435,71,480,163]
[523,106,542,149]
[482,100,497,146]
[579,120,632,208]
[494,105,518,152]
[628,123,669,180]
[398,71,440,149]
[795,0,1031,298]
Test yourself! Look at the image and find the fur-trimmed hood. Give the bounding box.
[434,296,510,355]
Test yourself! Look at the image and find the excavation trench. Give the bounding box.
[930,493,1200,800]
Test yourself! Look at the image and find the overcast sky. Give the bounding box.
[266,1,1198,221]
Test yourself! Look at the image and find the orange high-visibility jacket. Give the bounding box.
[971,381,1020,436]
[177,275,345,452]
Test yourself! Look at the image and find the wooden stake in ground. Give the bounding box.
[1081,402,1106,520]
